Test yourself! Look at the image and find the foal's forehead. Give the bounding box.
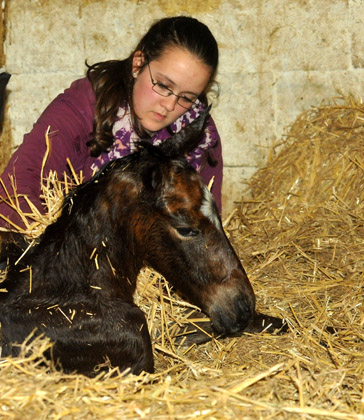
[162,168,203,209]
[162,165,220,228]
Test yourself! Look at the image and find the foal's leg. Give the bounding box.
[173,309,288,346]
[49,302,154,376]
[1,301,154,376]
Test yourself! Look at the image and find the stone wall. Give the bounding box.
[0,3,4,68]
[2,0,364,217]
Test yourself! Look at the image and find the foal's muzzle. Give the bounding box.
[203,269,256,335]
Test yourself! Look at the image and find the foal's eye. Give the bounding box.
[176,227,200,238]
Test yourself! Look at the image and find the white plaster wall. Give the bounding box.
[2,0,364,217]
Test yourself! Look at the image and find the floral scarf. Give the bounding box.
[90,102,217,174]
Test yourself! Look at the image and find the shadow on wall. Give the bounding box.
[0,72,11,133]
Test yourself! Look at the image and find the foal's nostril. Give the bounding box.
[210,310,233,335]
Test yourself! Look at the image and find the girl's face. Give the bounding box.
[132,47,211,132]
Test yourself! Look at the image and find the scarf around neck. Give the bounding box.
[90,102,216,174]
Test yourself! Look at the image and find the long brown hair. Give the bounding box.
[86,16,219,157]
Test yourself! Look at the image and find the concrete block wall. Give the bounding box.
[2,0,364,217]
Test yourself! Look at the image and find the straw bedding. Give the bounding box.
[1,98,364,419]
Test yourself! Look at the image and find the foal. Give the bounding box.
[0,108,256,376]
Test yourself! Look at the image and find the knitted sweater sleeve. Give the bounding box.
[0,77,95,230]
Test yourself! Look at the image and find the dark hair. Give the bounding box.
[86,16,219,157]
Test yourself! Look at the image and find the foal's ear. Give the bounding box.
[140,159,163,193]
[159,105,211,158]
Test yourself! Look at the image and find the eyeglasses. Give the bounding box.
[147,62,199,109]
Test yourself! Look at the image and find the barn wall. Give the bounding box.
[0,2,4,68]
[2,0,364,217]
[0,0,12,166]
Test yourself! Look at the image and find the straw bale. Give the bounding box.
[1,99,364,418]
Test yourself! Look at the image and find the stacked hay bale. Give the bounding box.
[228,98,364,325]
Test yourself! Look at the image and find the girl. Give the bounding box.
[0,16,222,230]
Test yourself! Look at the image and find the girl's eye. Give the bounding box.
[181,95,195,104]
[176,227,200,237]
[156,82,172,93]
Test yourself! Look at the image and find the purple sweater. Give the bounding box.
[0,78,223,230]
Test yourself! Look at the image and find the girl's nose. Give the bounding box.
[161,94,178,111]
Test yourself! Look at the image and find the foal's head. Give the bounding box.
[132,108,256,335]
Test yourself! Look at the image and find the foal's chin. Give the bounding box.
[207,298,255,335]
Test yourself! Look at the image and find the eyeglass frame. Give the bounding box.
[146,62,199,110]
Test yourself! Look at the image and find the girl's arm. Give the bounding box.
[0,78,96,230]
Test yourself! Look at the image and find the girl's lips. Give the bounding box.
[153,111,167,121]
